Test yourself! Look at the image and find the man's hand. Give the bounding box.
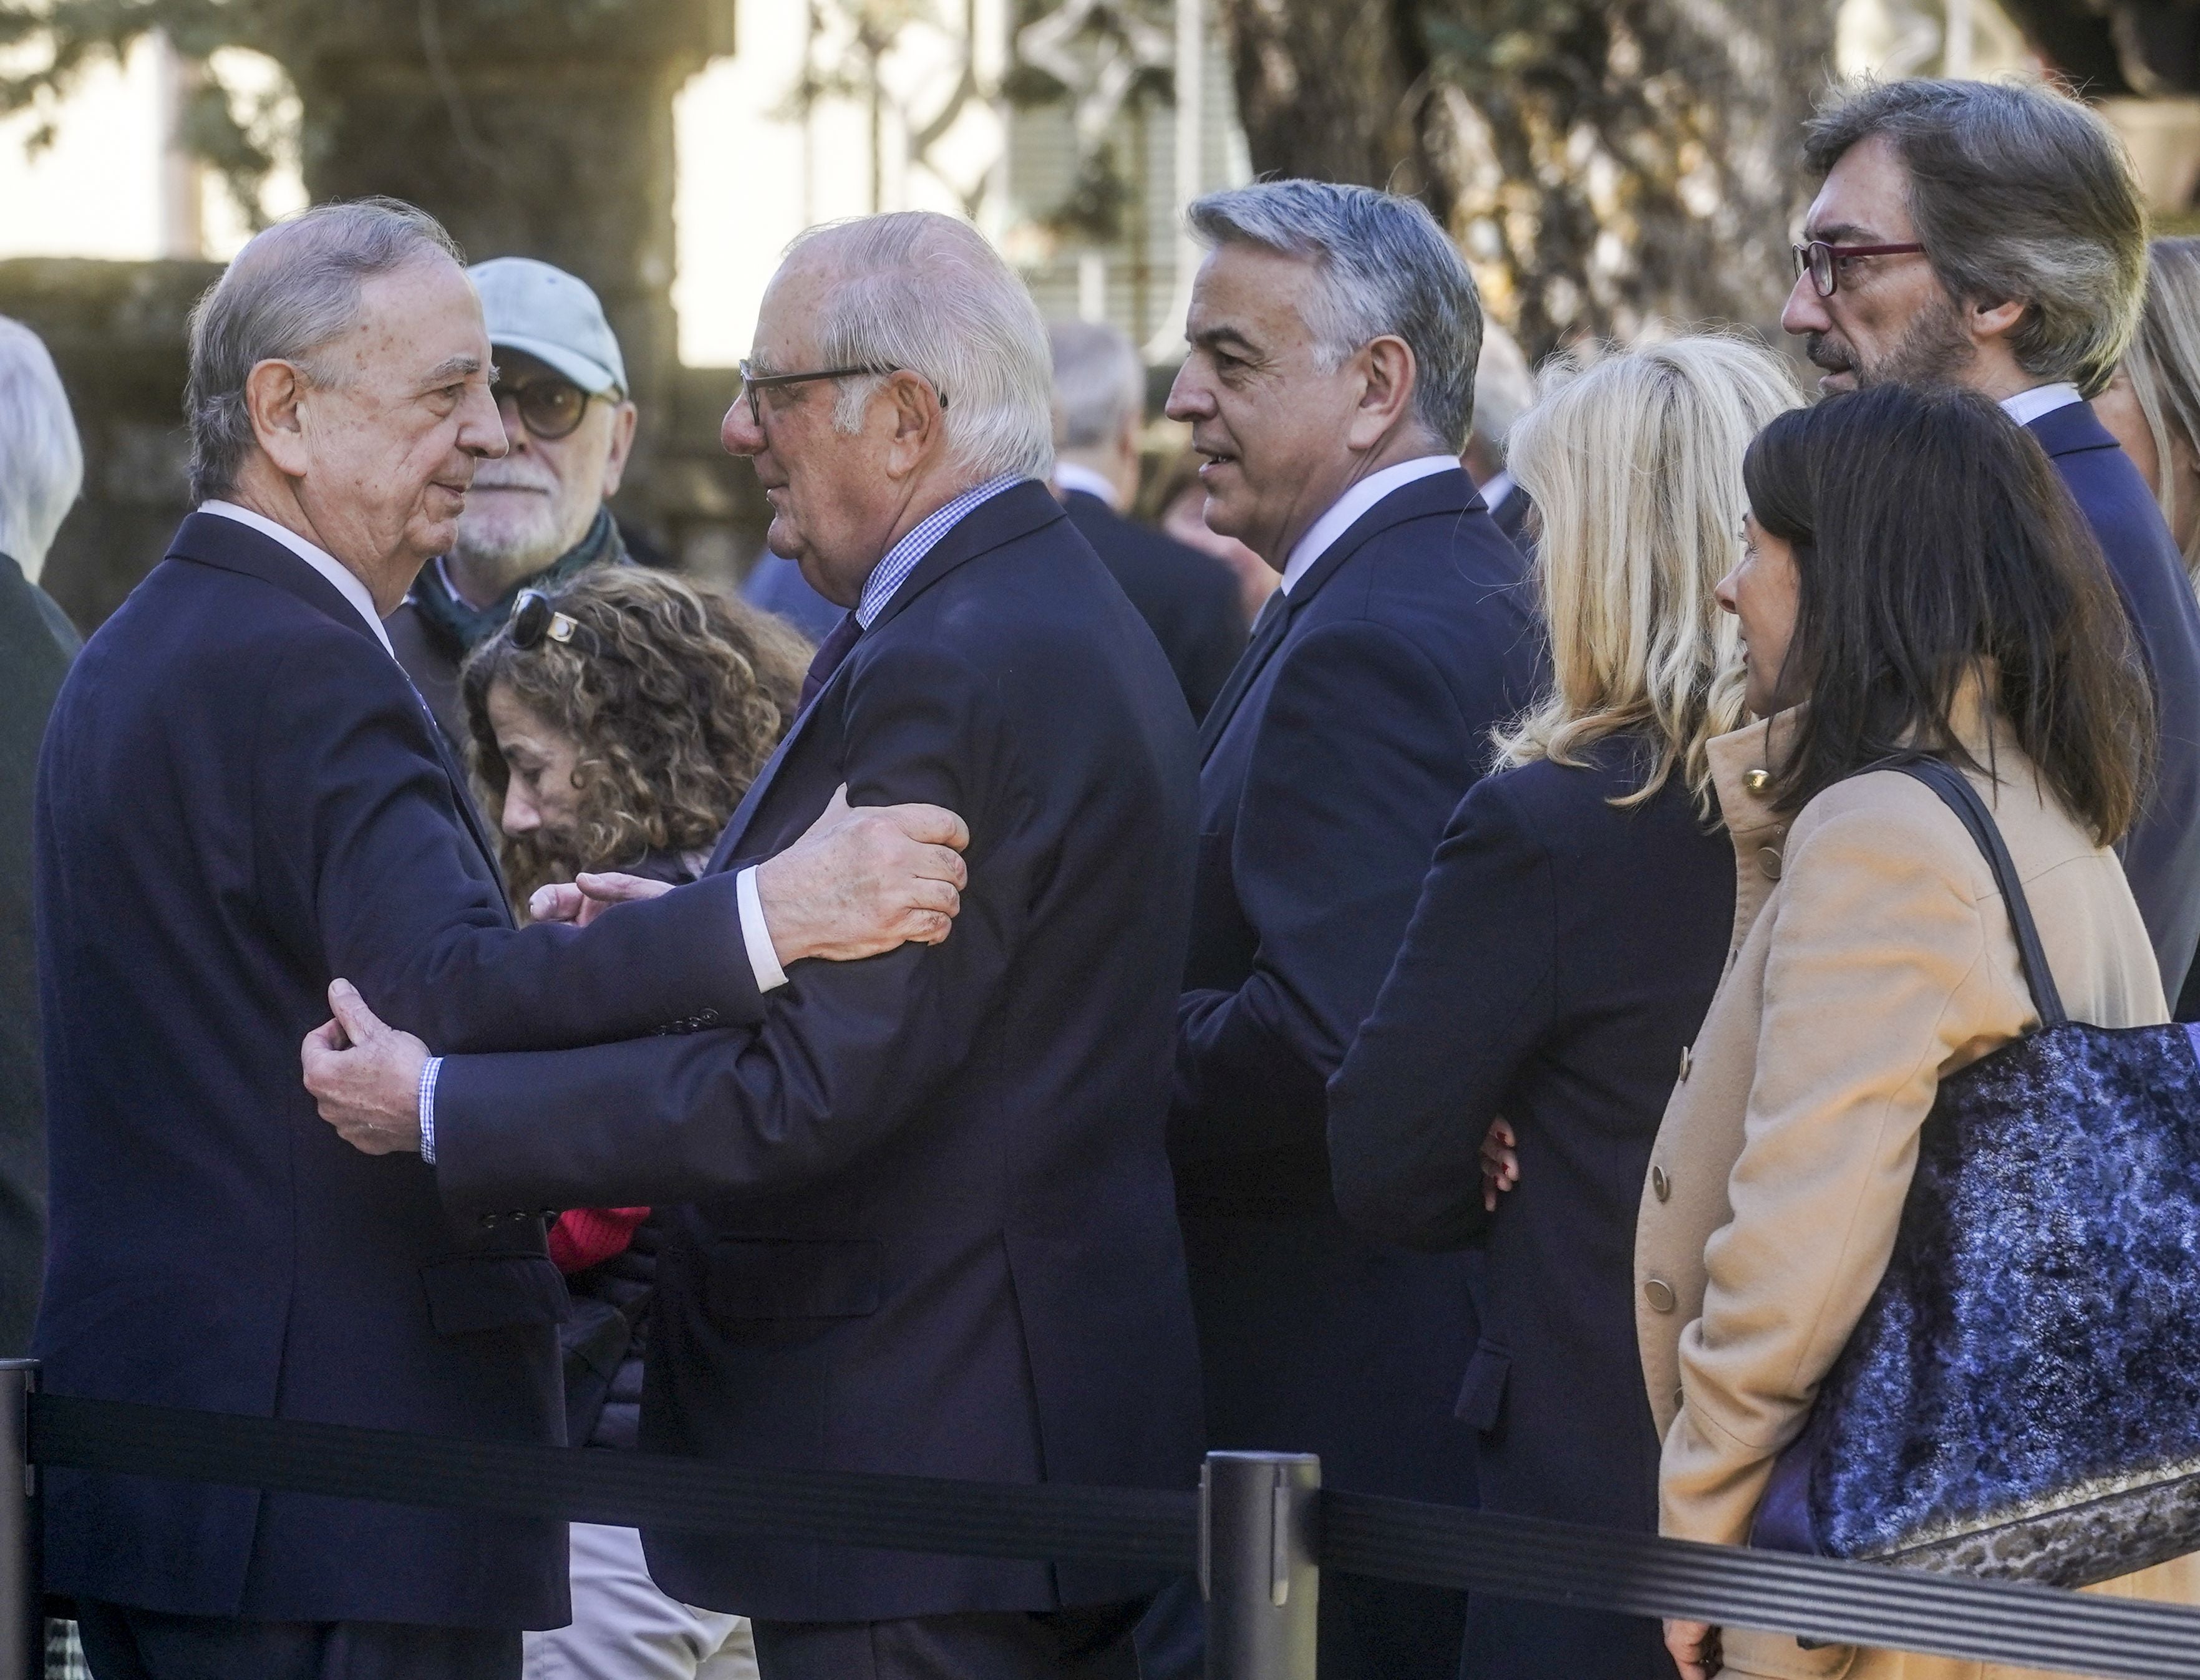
[301,979,430,1156]
[757,786,971,965]
[1665,1618,1722,1680]
[528,871,673,928]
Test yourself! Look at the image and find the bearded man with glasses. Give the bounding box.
[389,257,641,747]
[1776,77,2200,1016]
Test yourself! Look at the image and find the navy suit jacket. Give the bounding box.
[1171,466,1544,1504]
[33,512,765,1627]
[1329,736,1733,1678]
[2030,402,2200,1000]
[1060,489,1246,722]
[429,482,1206,1623]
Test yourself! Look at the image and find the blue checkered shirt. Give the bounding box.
[855,475,1027,627]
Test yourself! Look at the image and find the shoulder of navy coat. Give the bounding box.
[429,480,1207,1624]
[1170,466,1545,1510]
[31,512,762,1628]
[1332,736,1733,1676]
[1060,488,1246,722]
[2028,402,2200,1000]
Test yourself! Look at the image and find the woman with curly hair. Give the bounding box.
[462,566,809,911]
[458,565,808,1680]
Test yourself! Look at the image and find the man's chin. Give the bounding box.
[1817,369,1859,395]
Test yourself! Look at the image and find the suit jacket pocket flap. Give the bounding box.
[707,1237,881,1321]
[420,1253,569,1336]
[1454,1341,1511,1433]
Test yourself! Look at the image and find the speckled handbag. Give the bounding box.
[1750,755,2200,1589]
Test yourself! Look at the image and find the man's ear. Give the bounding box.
[600,400,640,498]
[1970,296,2027,346]
[245,358,313,479]
[1347,334,1418,452]
[882,370,944,480]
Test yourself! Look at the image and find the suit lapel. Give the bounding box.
[1196,469,1483,763]
[705,481,1068,874]
[169,512,510,896]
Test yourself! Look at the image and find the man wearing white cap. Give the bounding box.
[389,256,640,744]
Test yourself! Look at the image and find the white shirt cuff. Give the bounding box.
[737,865,789,993]
[418,1055,442,1164]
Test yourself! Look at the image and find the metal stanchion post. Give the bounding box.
[1201,1451,1319,1680]
[0,1359,36,1680]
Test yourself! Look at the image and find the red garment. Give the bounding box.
[548,1206,650,1275]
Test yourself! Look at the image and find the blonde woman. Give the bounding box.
[2096,237,2200,586]
[1329,333,1801,1680]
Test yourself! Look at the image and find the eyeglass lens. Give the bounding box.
[510,591,551,650]
[500,379,589,441]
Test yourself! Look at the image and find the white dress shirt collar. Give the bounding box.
[1052,460,1121,509]
[198,500,394,657]
[1476,468,1516,511]
[1999,383,2083,428]
[1279,454,1460,595]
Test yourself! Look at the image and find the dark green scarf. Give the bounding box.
[410,506,629,654]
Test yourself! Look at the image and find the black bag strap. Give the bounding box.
[1876,753,2068,1030]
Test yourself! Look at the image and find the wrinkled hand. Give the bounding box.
[1480,1118,1519,1213]
[757,785,970,965]
[301,980,430,1156]
[528,871,673,928]
[1665,1619,1721,1680]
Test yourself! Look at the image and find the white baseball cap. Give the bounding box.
[469,257,628,397]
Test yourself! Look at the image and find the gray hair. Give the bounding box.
[1047,319,1145,450]
[1803,79,2146,398]
[185,196,462,504]
[1187,180,1484,449]
[783,212,1055,484]
[0,317,83,582]
[1470,322,1536,456]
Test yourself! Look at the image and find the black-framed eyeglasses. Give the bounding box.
[495,375,598,442]
[1792,239,1927,299]
[509,588,578,650]
[735,358,947,427]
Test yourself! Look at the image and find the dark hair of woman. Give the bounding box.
[1742,382,2153,844]
[460,566,810,905]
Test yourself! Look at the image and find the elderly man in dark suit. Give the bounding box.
[0,316,82,1363]
[305,210,1204,1680]
[35,199,963,1680]
[1146,181,1544,1680]
[1781,76,2200,1006]
[1047,319,1244,720]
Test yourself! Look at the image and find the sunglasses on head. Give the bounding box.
[509,589,578,650]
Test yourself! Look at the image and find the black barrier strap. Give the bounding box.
[1324,1492,2200,1680]
[29,1394,2200,1680]
[26,1395,1195,1571]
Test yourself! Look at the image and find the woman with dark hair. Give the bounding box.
[459,566,808,1680]
[1642,383,2196,1680]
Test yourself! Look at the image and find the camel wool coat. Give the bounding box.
[1635,705,2200,1680]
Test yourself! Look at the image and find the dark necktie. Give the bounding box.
[800,611,863,711]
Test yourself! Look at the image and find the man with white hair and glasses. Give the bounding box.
[389,257,641,747]
[304,210,1205,1680]
[34,198,965,1680]
[1153,180,1544,1680]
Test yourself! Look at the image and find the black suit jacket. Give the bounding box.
[1485,480,1533,552]
[1060,489,1246,721]
[33,512,763,1626]
[0,554,74,1358]
[1329,735,1733,1678]
[2028,402,2200,1001]
[430,482,1206,1623]
[1171,466,1544,1504]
